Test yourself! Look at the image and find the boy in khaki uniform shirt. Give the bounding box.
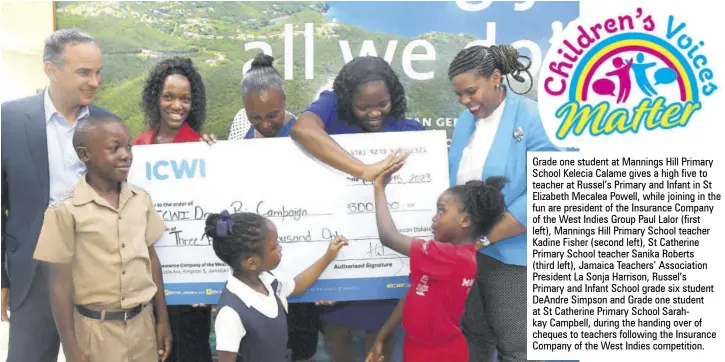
[34,114,172,362]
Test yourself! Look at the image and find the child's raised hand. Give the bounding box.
[373,150,408,188]
[325,236,348,259]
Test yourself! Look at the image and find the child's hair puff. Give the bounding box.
[204,211,269,273]
[449,176,508,238]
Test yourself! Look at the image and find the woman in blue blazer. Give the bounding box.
[447,45,562,362]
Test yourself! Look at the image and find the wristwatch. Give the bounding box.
[476,236,491,249]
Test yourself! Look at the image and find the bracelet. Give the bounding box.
[478,236,491,248]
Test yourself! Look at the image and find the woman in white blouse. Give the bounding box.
[227,108,253,140]
[447,44,563,362]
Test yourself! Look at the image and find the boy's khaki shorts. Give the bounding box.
[74,304,158,362]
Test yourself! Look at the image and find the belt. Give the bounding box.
[75,303,149,322]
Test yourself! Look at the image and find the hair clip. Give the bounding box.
[216,210,234,237]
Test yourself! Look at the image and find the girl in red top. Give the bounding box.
[366,153,507,362]
[133,57,213,361]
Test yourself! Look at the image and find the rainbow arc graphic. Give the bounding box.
[569,33,699,103]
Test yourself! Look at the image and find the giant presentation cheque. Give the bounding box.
[127,130,449,304]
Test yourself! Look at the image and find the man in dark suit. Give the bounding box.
[1,28,112,361]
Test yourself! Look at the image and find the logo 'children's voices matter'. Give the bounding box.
[539,7,717,139]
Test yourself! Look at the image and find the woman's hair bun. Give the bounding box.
[498,44,519,59]
[250,53,275,69]
[484,176,507,192]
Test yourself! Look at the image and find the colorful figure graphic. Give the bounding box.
[591,52,682,102]
[629,52,658,96]
[604,56,634,103]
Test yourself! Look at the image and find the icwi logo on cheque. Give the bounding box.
[538,7,717,141]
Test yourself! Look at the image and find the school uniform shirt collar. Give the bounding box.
[72,176,139,210]
[225,273,278,309]
[44,88,90,124]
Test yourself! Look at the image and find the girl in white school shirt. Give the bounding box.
[205,211,346,362]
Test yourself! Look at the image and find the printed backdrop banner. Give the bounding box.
[56,0,580,144]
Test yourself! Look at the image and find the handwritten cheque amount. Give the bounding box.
[127,130,449,304]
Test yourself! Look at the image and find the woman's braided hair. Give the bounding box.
[448,44,533,95]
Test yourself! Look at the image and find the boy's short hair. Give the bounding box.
[72,114,126,151]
